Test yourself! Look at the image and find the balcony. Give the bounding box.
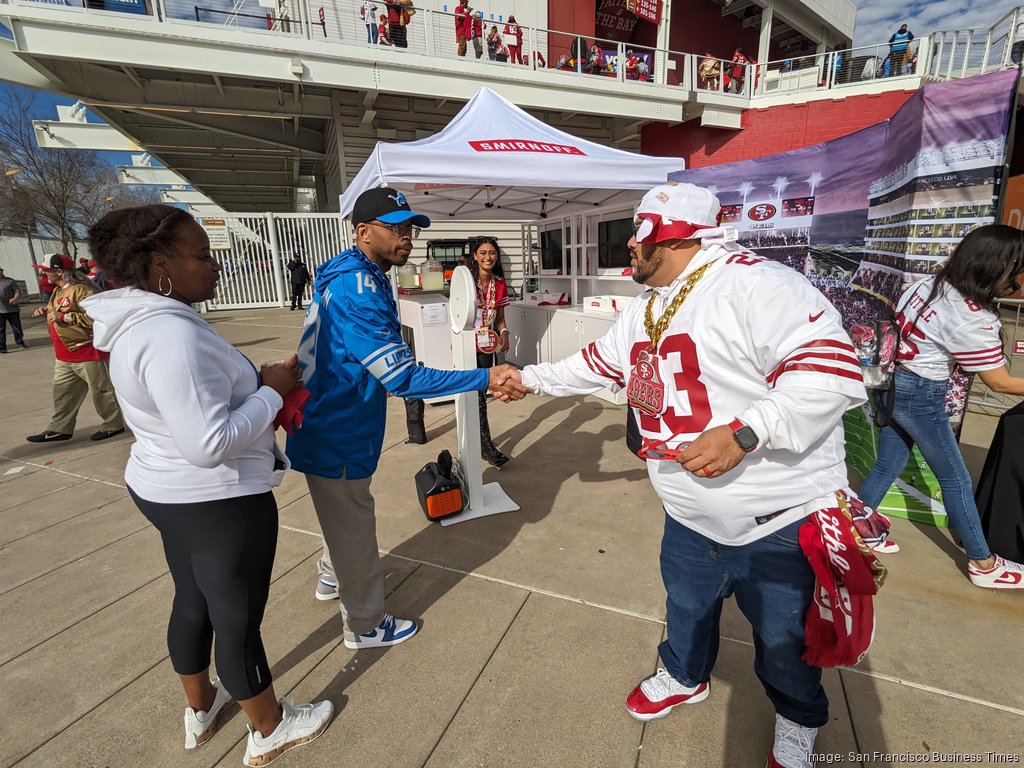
[2,0,1018,210]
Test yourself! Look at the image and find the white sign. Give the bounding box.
[201,218,232,251]
[422,302,449,327]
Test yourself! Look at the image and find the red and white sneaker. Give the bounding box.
[870,538,900,554]
[625,667,709,722]
[766,714,818,768]
[968,555,1024,590]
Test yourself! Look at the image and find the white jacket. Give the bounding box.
[83,287,287,503]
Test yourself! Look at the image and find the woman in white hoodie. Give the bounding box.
[84,205,333,767]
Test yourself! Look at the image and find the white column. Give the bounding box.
[757,0,773,67]
[266,214,287,308]
[656,0,673,86]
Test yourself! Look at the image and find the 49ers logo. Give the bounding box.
[627,350,665,417]
[747,203,777,222]
[57,297,71,310]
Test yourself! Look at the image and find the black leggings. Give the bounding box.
[129,488,278,700]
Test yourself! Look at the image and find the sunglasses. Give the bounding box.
[367,221,421,239]
[637,437,691,461]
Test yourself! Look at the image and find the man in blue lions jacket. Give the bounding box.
[288,187,526,650]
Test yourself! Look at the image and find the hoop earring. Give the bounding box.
[157,275,173,296]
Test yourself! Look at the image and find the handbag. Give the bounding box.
[414,450,465,521]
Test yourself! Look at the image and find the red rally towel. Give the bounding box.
[799,494,887,668]
[274,386,311,435]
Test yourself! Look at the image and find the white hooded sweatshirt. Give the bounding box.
[83,287,287,504]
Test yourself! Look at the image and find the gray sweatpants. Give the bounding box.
[306,472,385,635]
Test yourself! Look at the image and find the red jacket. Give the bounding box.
[455,4,471,35]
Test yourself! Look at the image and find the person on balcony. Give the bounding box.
[503,15,523,64]
[728,47,748,93]
[625,49,640,80]
[486,24,502,60]
[886,23,913,76]
[378,12,392,45]
[471,10,484,59]
[359,0,378,44]
[454,0,471,57]
[698,51,720,90]
[570,35,587,73]
[386,1,409,48]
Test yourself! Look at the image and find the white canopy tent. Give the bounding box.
[338,88,684,221]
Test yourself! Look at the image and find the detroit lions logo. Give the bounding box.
[388,192,408,207]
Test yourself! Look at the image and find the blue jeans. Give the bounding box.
[658,514,828,728]
[859,368,990,560]
[366,23,378,44]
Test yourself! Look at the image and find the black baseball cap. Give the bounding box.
[351,187,431,228]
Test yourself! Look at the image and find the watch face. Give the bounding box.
[734,426,758,452]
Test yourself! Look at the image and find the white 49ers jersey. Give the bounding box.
[521,244,867,545]
[896,277,1006,381]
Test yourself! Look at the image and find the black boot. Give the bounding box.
[479,392,509,466]
[404,398,427,444]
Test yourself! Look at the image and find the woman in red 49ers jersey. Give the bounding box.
[860,224,1024,590]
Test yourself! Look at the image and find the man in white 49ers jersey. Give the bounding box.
[507,183,867,768]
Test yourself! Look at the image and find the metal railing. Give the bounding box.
[7,0,1024,102]
[925,6,1022,81]
[756,40,922,97]
[967,298,1024,415]
[204,212,349,310]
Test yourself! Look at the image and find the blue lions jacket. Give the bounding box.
[286,247,488,480]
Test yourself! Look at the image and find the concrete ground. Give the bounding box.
[1,305,1022,768]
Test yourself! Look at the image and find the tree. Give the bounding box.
[0,89,158,254]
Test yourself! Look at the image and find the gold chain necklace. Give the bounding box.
[643,262,714,350]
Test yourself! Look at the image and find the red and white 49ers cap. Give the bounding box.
[634,182,724,244]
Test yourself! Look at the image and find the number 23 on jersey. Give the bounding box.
[629,334,712,435]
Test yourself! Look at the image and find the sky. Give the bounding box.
[851,0,1021,47]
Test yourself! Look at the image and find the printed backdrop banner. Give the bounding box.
[668,68,1018,525]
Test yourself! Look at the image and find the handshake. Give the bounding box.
[486,364,533,402]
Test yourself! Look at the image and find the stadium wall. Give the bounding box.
[640,90,917,168]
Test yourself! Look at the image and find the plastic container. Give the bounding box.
[397,264,419,289]
[420,257,445,291]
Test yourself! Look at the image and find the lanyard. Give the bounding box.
[478,277,496,329]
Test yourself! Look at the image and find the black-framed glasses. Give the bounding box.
[367,221,420,239]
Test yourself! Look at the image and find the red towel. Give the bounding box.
[799,495,887,668]
[274,386,311,435]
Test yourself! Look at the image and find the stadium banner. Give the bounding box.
[667,68,1018,525]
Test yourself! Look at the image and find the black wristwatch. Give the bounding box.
[729,418,759,453]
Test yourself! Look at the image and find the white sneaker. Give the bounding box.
[343,613,418,650]
[183,677,232,749]
[969,555,1024,589]
[243,698,334,767]
[767,714,818,768]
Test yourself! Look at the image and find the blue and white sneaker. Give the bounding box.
[343,613,418,650]
[314,578,338,601]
